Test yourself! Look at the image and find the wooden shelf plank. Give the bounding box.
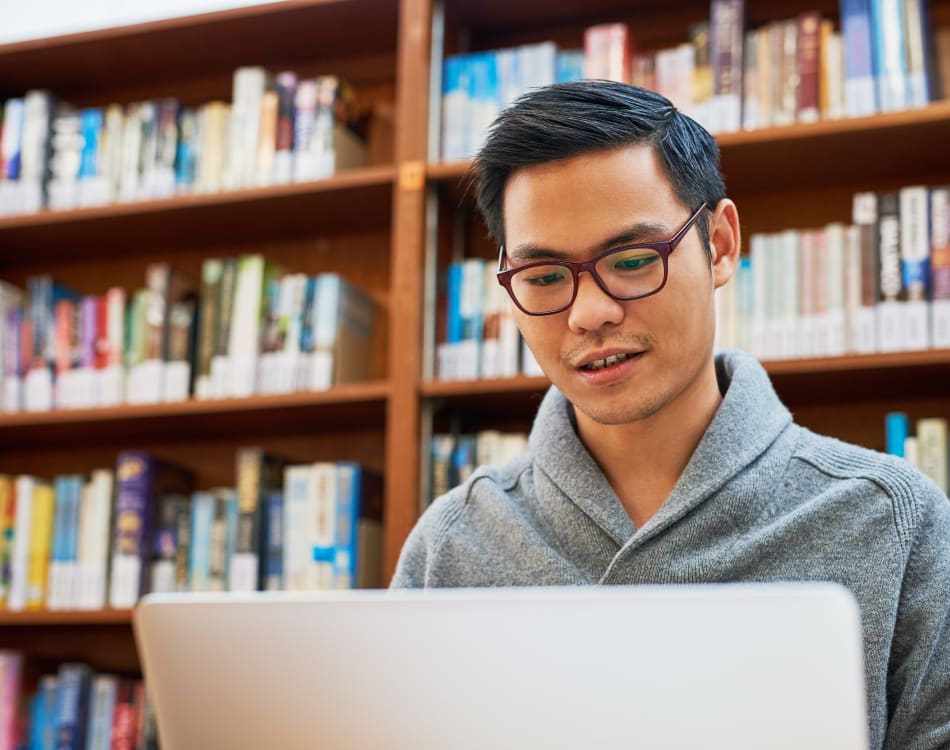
[0,609,132,627]
[421,350,950,406]
[0,382,390,448]
[0,0,399,103]
[428,102,950,195]
[0,166,397,262]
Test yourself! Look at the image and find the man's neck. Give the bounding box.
[574,361,723,529]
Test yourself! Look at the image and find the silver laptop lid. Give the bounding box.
[134,583,868,750]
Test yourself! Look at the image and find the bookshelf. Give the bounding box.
[0,0,949,693]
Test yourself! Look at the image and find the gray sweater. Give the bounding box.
[392,350,950,749]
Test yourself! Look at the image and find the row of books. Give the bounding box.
[0,67,366,217]
[0,657,156,750]
[715,185,950,359]
[0,448,383,613]
[0,259,376,413]
[885,413,949,493]
[440,0,950,160]
[436,258,543,381]
[429,430,529,505]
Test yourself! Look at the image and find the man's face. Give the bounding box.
[502,143,731,429]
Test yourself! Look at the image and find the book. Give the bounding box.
[840,0,878,116]
[885,411,910,456]
[876,191,904,352]
[797,12,822,123]
[26,480,54,610]
[76,469,113,610]
[262,489,283,591]
[0,475,13,605]
[53,663,92,750]
[916,417,948,493]
[584,23,632,84]
[6,476,35,611]
[228,254,279,397]
[28,676,57,750]
[149,493,191,594]
[899,185,930,350]
[710,0,745,133]
[84,674,117,750]
[853,191,880,352]
[306,273,376,390]
[333,463,383,589]
[870,0,909,111]
[931,186,950,347]
[108,451,194,608]
[231,448,286,592]
[0,650,22,750]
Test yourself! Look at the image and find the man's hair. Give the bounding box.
[471,80,727,256]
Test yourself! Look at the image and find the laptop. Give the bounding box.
[133,584,869,749]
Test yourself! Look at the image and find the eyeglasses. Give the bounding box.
[496,202,708,316]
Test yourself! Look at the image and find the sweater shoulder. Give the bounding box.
[791,426,946,551]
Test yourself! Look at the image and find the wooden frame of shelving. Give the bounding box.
[2,0,950,675]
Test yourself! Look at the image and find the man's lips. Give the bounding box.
[576,350,646,371]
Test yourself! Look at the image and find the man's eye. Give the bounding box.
[613,254,659,270]
[524,271,567,286]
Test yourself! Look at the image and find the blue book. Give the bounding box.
[29,675,58,750]
[53,663,93,750]
[332,463,383,589]
[263,489,284,591]
[78,109,103,180]
[49,475,82,609]
[556,50,585,83]
[1,98,25,180]
[467,51,500,155]
[175,108,199,187]
[446,262,464,349]
[869,0,909,111]
[441,54,471,161]
[885,411,910,456]
[840,0,878,116]
[189,491,214,591]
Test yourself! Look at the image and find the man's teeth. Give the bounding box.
[584,352,635,371]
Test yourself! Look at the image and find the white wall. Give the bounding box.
[0,0,285,45]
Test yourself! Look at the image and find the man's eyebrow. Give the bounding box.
[508,220,673,262]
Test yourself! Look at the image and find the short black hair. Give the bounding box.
[471,80,726,255]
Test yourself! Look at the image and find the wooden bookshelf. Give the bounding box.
[2,0,950,687]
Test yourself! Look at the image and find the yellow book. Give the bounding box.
[26,482,54,611]
[0,475,12,606]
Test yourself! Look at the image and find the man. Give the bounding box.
[391,81,950,747]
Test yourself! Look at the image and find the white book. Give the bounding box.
[780,230,800,359]
[228,67,268,189]
[228,255,269,397]
[282,464,314,592]
[522,338,544,377]
[19,90,54,213]
[852,193,879,353]
[749,234,769,358]
[76,470,113,610]
[902,0,930,107]
[931,188,950,347]
[310,462,338,590]
[873,0,909,112]
[899,186,930,350]
[825,223,848,356]
[23,367,53,412]
[86,675,119,750]
[916,418,948,493]
[7,476,35,612]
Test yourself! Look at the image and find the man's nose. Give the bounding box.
[567,272,625,333]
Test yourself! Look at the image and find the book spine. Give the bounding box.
[885,411,910,456]
[29,675,58,750]
[0,650,22,750]
[273,71,298,185]
[710,0,745,133]
[583,23,631,84]
[283,464,313,591]
[902,0,932,106]
[311,462,337,589]
[930,187,950,347]
[899,185,931,350]
[26,482,54,610]
[211,488,237,591]
[188,491,214,592]
[77,469,113,609]
[232,448,265,591]
[109,451,154,608]
[840,0,878,116]
[7,476,34,611]
[916,417,948,493]
[870,0,909,111]
[85,674,118,750]
[876,191,904,352]
[0,476,12,604]
[796,12,822,123]
[53,663,92,750]
[263,489,283,591]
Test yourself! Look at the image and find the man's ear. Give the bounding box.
[708,199,741,290]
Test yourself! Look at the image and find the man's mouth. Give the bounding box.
[580,352,642,371]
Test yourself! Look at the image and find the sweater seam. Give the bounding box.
[791,450,919,554]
